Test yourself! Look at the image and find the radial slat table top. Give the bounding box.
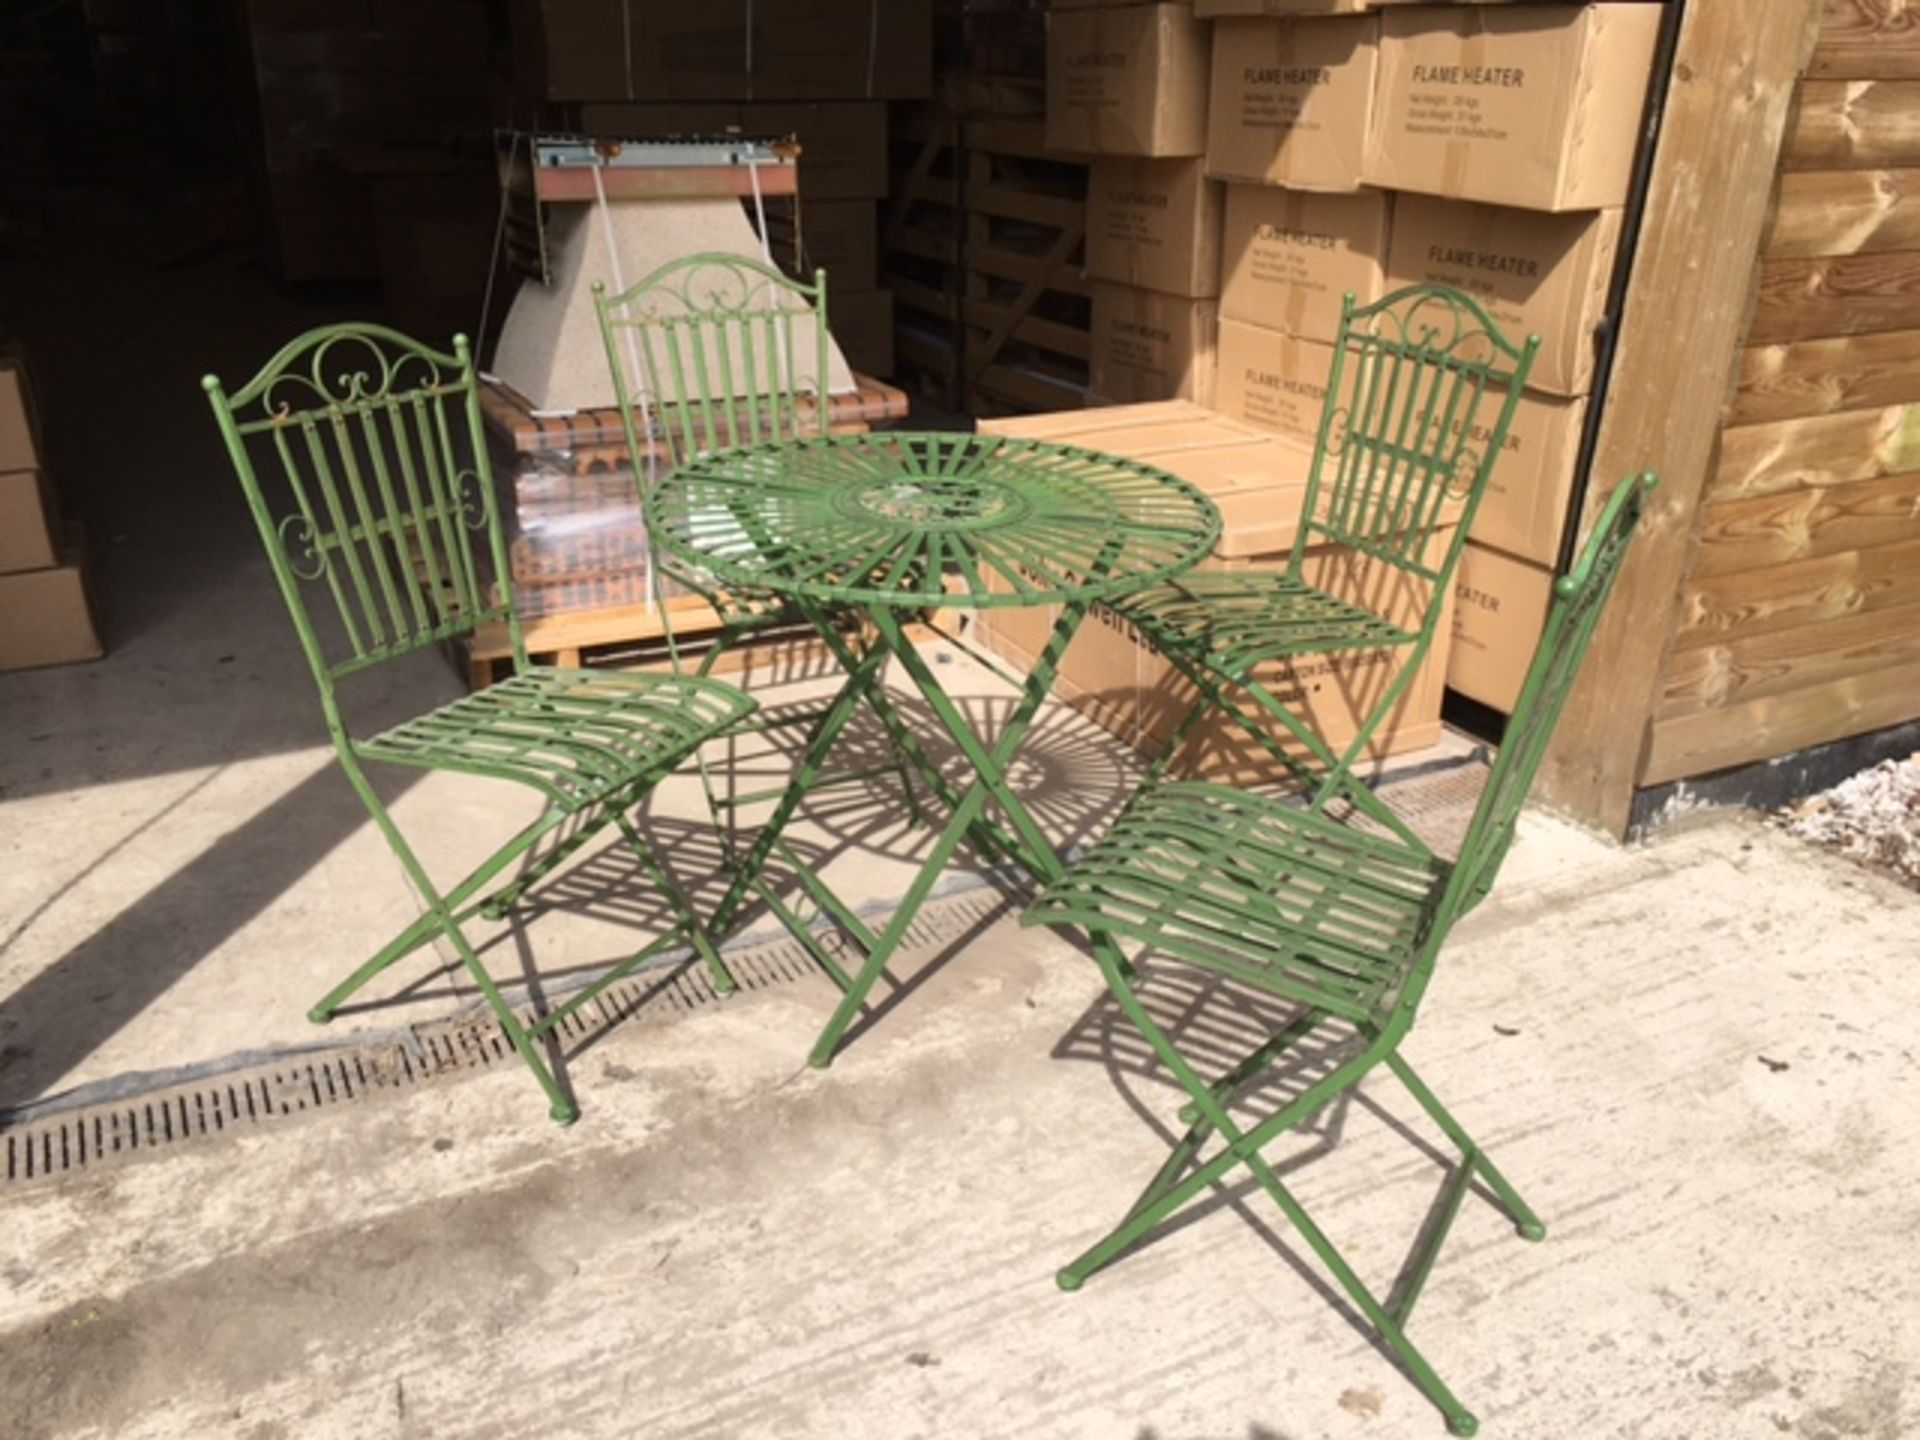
[649,432,1222,610]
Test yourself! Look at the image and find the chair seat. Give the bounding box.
[1024,782,1447,1021]
[1113,571,1416,680]
[357,666,756,811]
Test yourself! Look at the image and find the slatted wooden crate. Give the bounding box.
[885,97,1095,416]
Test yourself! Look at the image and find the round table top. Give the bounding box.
[649,432,1222,610]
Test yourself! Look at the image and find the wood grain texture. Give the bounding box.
[1712,403,1920,500]
[1535,0,1823,833]
[1808,0,1920,80]
[1691,468,1920,574]
[1731,329,1920,422]
[1748,250,1920,340]
[1784,80,1920,168]
[1657,599,1920,715]
[1642,656,1920,783]
[1672,535,1920,645]
[1765,168,1920,257]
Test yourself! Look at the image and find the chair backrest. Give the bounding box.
[1295,285,1539,626]
[593,252,833,475]
[1431,472,1657,945]
[202,324,522,696]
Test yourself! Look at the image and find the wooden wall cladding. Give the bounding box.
[1642,0,1920,786]
[1807,0,1920,79]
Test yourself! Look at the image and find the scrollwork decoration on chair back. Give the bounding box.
[208,324,508,676]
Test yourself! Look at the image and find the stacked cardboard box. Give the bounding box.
[1050,7,1220,407]
[1360,5,1660,710]
[1021,2,1664,730]
[1085,159,1225,405]
[0,352,101,673]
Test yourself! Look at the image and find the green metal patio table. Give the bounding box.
[649,431,1221,1067]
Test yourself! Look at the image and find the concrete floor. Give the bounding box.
[4,227,1920,1439]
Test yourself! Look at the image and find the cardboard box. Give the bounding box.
[0,350,42,473]
[1086,158,1225,299]
[1448,539,1552,711]
[1385,195,1622,395]
[1213,318,1334,447]
[984,400,1317,558]
[976,400,1455,773]
[1219,185,1389,341]
[1198,1,1409,12]
[1366,4,1663,212]
[1205,17,1377,192]
[1046,5,1212,157]
[0,468,58,574]
[1456,390,1585,565]
[515,1,932,102]
[751,0,933,102]
[0,535,102,673]
[831,288,894,376]
[769,199,878,290]
[1090,285,1220,405]
[577,102,889,200]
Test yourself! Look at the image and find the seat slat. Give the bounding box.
[357,668,754,811]
[1025,782,1446,1017]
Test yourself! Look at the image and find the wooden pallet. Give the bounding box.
[459,596,866,690]
[884,105,1094,417]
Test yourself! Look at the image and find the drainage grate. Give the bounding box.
[1,887,1015,1188]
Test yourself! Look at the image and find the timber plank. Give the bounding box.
[1656,599,1920,714]
[1808,0,1920,79]
[1765,168,1920,257]
[1536,0,1822,828]
[1642,656,1920,783]
[1691,468,1920,574]
[1731,329,1920,422]
[1712,403,1920,500]
[1673,535,1920,645]
[1747,250,1920,341]
[1784,80,1920,168]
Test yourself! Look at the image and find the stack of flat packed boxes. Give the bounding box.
[0,351,101,673]
[513,1,937,378]
[1360,4,1658,712]
[1000,1,1661,768]
[1048,3,1221,405]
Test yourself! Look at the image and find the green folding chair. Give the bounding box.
[1024,474,1656,1437]
[594,255,968,937]
[1113,285,1538,853]
[203,324,756,1125]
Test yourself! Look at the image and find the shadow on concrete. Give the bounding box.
[0,762,424,1112]
[1049,960,1491,1399]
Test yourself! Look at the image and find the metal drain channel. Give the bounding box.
[0,886,1017,1189]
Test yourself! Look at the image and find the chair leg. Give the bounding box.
[370,825,579,1125]
[307,907,447,1024]
[477,806,622,921]
[1383,1050,1546,1242]
[610,808,739,997]
[1060,936,1488,1437]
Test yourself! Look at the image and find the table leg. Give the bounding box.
[705,635,899,939]
[802,599,1091,1068]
